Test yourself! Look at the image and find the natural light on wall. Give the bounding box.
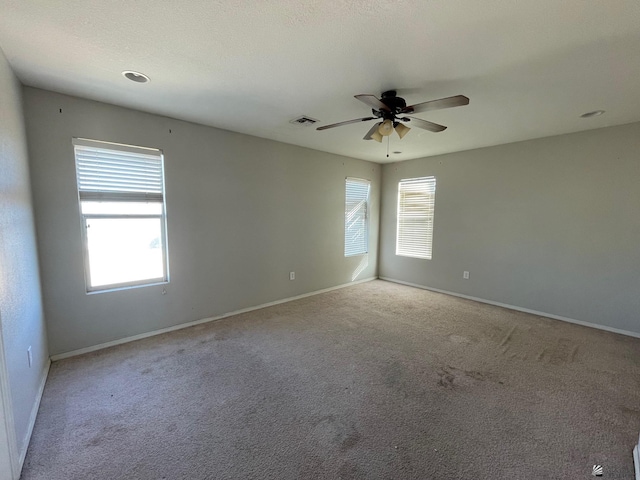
[351,254,369,281]
[73,138,169,292]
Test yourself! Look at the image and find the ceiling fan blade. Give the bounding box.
[405,117,447,132]
[363,122,383,142]
[401,95,469,114]
[354,94,391,112]
[316,117,376,131]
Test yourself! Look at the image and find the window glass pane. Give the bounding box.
[81,201,163,215]
[85,217,165,288]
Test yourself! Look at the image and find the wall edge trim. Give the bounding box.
[0,321,19,479]
[18,359,50,471]
[634,432,640,480]
[379,277,640,339]
[51,277,378,361]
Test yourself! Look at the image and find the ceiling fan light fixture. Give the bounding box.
[395,123,411,139]
[378,119,394,136]
[371,129,383,143]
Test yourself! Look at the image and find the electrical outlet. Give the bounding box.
[27,346,32,368]
[289,272,295,281]
[463,271,470,279]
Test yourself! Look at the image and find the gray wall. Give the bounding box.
[0,49,49,472]
[380,122,640,335]
[23,87,381,356]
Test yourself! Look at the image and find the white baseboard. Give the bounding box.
[0,328,19,480]
[379,277,640,340]
[634,432,640,480]
[18,359,50,470]
[51,277,378,361]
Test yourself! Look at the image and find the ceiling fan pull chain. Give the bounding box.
[387,136,390,158]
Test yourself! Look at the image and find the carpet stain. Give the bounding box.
[437,366,493,389]
[384,360,411,398]
[213,329,242,341]
[463,369,487,381]
[140,367,153,375]
[87,424,128,447]
[499,326,517,347]
[198,334,217,345]
[340,430,362,450]
[620,405,640,416]
[437,368,456,389]
[311,415,361,451]
[569,344,579,362]
[537,339,578,365]
[337,461,367,478]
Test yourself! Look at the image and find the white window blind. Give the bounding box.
[74,139,164,202]
[345,177,370,257]
[396,176,436,259]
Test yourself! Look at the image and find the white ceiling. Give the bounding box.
[1,1,639,163]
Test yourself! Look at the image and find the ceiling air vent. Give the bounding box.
[289,116,319,126]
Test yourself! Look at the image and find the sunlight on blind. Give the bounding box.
[74,139,163,202]
[345,178,370,257]
[396,176,436,259]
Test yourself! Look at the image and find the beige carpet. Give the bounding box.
[21,280,640,479]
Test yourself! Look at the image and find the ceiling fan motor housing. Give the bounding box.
[374,90,407,118]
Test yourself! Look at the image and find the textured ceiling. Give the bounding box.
[1,0,639,163]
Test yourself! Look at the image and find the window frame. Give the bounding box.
[344,177,371,257]
[73,138,170,293]
[396,176,436,260]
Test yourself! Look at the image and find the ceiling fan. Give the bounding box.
[316,90,469,142]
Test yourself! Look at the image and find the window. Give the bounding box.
[344,177,370,256]
[396,176,436,259]
[73,138,169,292]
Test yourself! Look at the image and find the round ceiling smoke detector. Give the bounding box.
[122,71,150,83]
[580,110,605,118]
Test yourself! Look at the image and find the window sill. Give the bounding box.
[86,280,169,295]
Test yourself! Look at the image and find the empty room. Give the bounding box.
[1,1,639,479]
